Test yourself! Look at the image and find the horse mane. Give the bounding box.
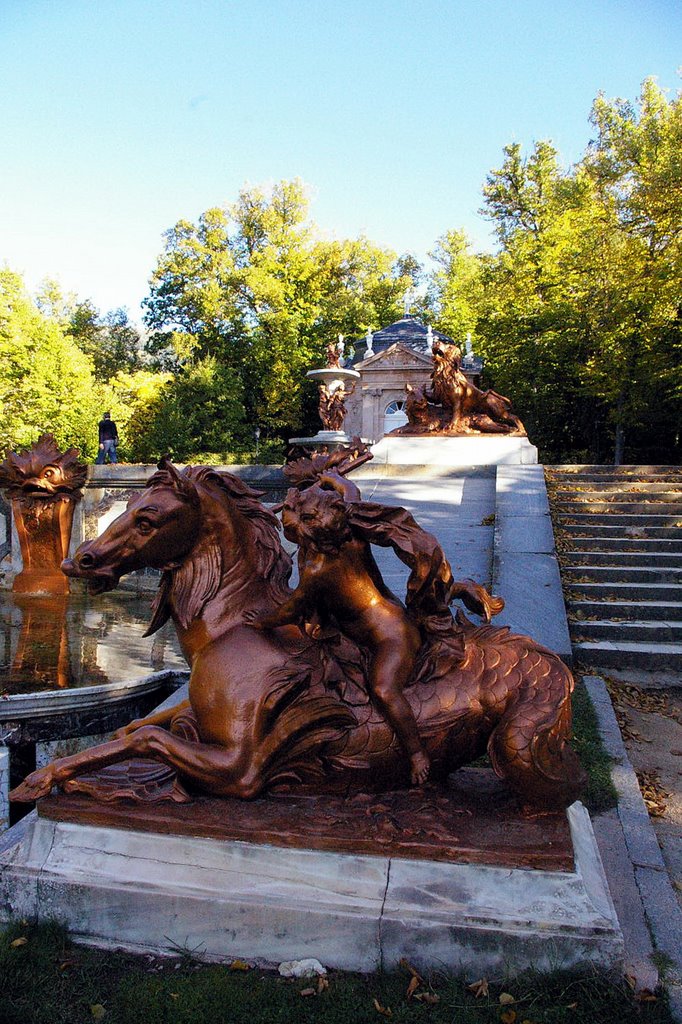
[143,463,292,635]
[189,466,292,598]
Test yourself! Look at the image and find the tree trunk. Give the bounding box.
[614,393,625,465]
[614,424,624,465]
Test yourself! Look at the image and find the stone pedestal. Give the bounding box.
[371,435,538,466]
[0,801,622,974]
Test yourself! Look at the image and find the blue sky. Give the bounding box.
[1,0,680,321]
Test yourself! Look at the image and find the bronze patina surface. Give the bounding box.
[0,434,86,595]
[39,768,573,871]
[394,339,526,436]
[318,380,354,431]
[11,455,585,811]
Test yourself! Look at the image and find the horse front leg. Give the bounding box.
[10,725,263,804]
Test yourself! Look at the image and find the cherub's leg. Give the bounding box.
[370,643,430,786]
[10,726,263,804]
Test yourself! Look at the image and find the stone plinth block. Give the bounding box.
[371,436,538,466]
[0,802,622,975]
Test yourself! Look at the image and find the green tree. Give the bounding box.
[577,78,682,461]
[68,301,142,381]
[446,80,682,463]
[144,179,413,439]
[428,229,482,342]
[0,270,101,458]
[473,141,592,458]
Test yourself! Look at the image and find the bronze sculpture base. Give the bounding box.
[39,767,573,872]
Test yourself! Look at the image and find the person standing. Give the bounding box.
[96,412,119,464]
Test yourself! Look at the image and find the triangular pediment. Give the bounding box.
[355,342,432,370]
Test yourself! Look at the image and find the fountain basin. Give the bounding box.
[0,589,187,828]
[306,367,360,386]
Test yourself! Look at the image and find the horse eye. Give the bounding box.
[137,519,153,534]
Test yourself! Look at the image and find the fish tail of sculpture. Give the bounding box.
[487,654,587,808]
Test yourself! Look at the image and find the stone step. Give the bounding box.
[569,619,682,643]
[548,465,682,477]
[572,639,682,672]
[557,513,682,528]
[552,487,679,499]
[567,599,682,622]
[563,550,682,567]
[561,522,682,537]
[556,501,682,515]
[561,537,682,553]
[563,564,682,584]
[566,581,682,601]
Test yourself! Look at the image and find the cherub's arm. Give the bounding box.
[245,586,311,631]
[318,471,361,502]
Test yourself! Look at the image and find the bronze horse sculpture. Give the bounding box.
[11,458,585,809]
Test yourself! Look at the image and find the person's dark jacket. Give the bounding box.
[98,419,119,443]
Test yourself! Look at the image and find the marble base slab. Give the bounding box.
[371,436,539,466]
[0,802,622,975]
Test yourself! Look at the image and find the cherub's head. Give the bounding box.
[282,486,352,553]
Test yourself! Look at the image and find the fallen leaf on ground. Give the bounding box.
[400,957,423,982]
[415,992,440,1005]
[373,997,393,1016]
[300,988,316,997]
[405,975,420,1000]
[90,1005,106,1020]
[500,1010,517,1024]
[317,976,329,994]
[10,937,28,948]
[499,992,515,1005]
[229,959,251,971]
[468,978,489,998]
[566,1002,578,1009]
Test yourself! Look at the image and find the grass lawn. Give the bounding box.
[571,677,618,814]
[0,921,671,1024]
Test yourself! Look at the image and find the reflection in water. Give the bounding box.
[0,590,186,695]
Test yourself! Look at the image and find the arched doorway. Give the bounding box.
[383,399,408,434]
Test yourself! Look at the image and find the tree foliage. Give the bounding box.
[429,79,682,462]
[0,270,101,457]
[143,179,414,437]
[68,302,143,382]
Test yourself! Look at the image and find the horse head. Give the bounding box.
[62,457,202,594]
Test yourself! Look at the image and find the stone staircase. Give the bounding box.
[546,466,682,682]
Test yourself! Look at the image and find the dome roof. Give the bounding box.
[351,315,455,364]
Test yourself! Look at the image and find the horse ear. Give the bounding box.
[406,383,414,393]
[157,456,199,506]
